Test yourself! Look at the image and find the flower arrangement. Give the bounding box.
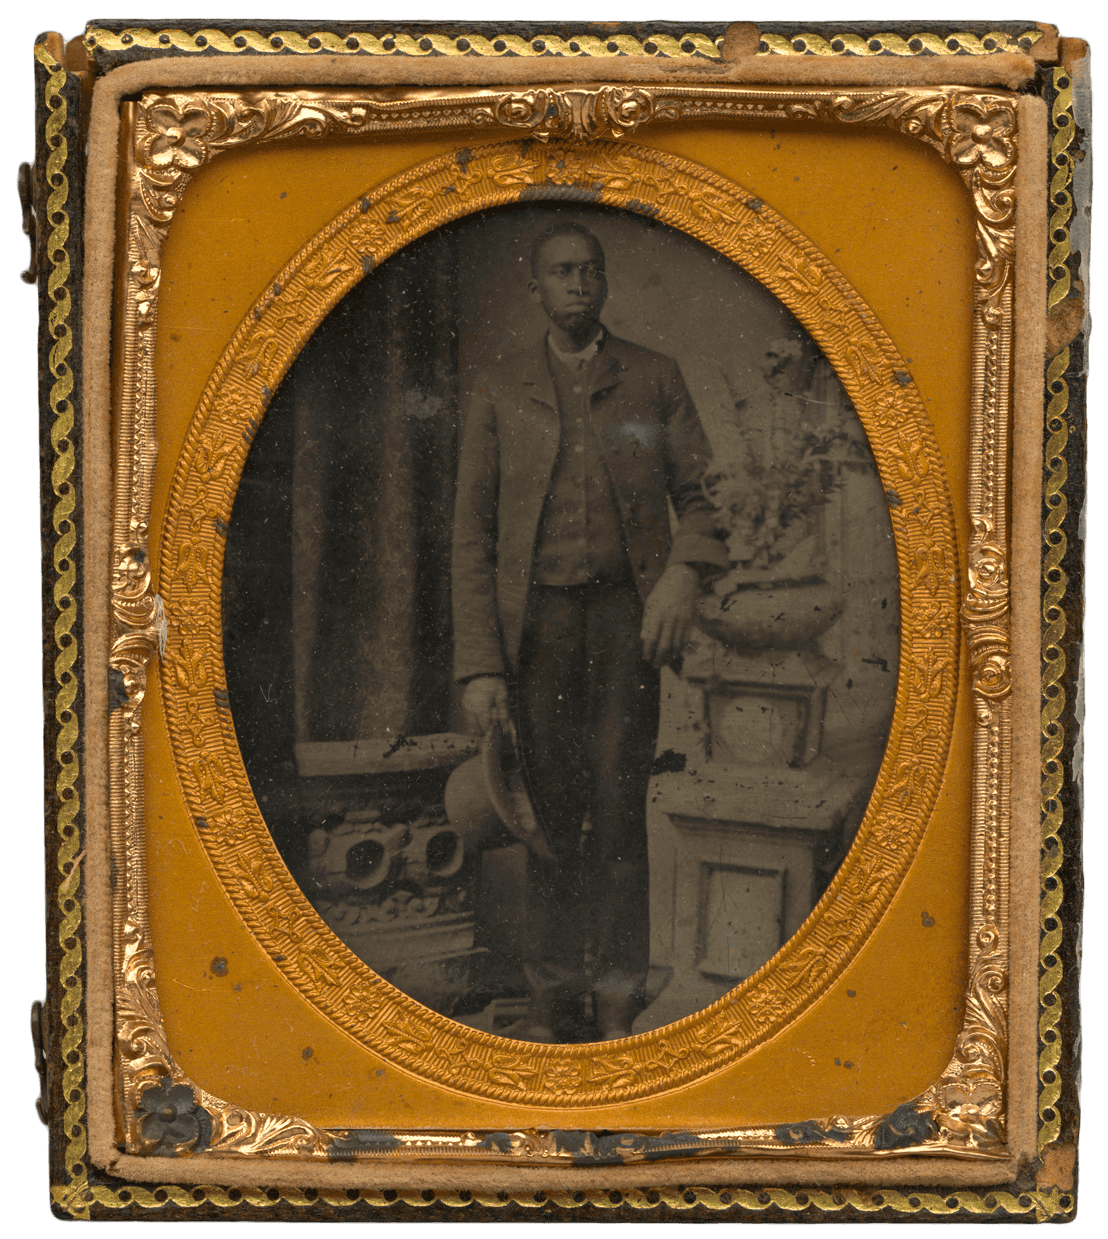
[704,339,855,570]
[706,424,842,569]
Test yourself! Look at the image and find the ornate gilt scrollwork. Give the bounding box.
[963,515,1012,724]
[779,88,1015,1139]
[483,87,673,141]
[780,91,1016,314]
[109,546,165,709]
[110,82,1013,1162]
[908,923,1008,1151]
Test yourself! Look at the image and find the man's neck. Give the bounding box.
[547,323,603,359]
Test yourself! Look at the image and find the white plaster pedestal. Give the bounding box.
[634,762,858,1032]
[634,440,899,1030]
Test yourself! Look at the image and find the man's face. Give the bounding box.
[528,233,608,336]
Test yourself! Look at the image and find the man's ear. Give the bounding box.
[527,278,541,305]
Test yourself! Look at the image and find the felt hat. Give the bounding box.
[445,725,554,863]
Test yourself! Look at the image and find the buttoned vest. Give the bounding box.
[531,344,631,586]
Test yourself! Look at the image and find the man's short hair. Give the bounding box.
[529,220,605,277]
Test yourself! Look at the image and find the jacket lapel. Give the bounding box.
[518,339,558,414]
[520,330,629,406]
[588,335,629,400]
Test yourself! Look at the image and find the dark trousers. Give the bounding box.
[512,579,659,1004]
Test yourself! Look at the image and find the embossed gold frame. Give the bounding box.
[101,80,1016,1165]
[36,16,1085,1219]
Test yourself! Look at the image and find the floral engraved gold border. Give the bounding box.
[106,85,1014,1157]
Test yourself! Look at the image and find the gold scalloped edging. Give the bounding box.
[1039,348,1067,1154]
[35,40,89,1216]
[1047,67,1076,310]
[760,30,1043,57]
[1038,63,1077,1158]
[54,1183,1075,1219]
[156,137,958,1109]
[85,27,723,60]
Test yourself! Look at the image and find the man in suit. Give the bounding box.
[453,220,727,1041]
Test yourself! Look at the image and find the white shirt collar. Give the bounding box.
[547,325,604,365]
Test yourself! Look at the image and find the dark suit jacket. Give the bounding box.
[452,332,727,682]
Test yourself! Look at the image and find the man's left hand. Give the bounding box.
[641,563,701,667]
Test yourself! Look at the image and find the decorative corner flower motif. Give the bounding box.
[948,101,1015,169]
[143,100,212,170]
[601,87,655,134]
[135,1078,211,1156]
[967,543,1009,595]
[936,1081,1002,1147]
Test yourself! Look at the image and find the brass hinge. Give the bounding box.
[31,999,48,1124]
[18,162,36,284]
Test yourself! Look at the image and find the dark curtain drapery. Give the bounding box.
[288,231,460,744]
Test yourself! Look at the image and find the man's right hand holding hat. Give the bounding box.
[462,674,511,735]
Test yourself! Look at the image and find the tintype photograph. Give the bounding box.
[222,203,898,1045]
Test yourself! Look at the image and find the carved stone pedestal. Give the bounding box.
[634,764,857,1033]
[296,734,485,1012]
[637,439,899,1032]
